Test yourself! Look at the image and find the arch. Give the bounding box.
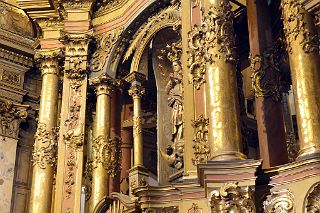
[122,4,181,73]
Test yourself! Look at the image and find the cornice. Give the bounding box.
[0,48,34,68]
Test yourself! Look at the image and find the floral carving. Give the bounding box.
[65,152,76,199]
[63,128,84,151]
[264,189,295,213]
[32,123,59,169]
[191,115,210,165]
[110,136,122,176]
[188,1,236,89]
[286,132,299,163]
[211,182,256,213]
[281,0,319,53]
[305,183,320,212]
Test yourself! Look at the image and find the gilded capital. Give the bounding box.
[35,48,64,76]
[124,71,146,84]
[0,100,29,138]
[128,85,145,99]
[89,74,121,96]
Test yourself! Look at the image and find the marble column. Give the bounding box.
[29,48,62,213]
[281,0,320,160]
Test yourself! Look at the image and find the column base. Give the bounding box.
[209,151,247,161]
[128,165,149,197]
[297,145,320,161]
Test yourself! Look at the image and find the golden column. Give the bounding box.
[189,0,245,160]
[88,74,116,212]
[281,0,320,159]
[125,72,148,196]
[29,48,62,213]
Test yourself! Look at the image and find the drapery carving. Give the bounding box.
[211,182,256,213]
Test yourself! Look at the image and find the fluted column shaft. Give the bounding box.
[128,85,145,166]
[29,48,62,213]
[203,0,245,160]
[281,0,320,159]
[89,78,114,212]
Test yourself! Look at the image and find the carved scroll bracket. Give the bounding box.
[211,182,256,212]
[263,189,295,213]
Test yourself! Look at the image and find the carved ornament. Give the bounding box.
[188,2,236,90]
[110,136,122,176]
[92,135,113,172]
[0,100,29,138]
[286,132,299,162]
[123,4,181,72]
[61,0,94,10]
[65,152,76,199]
[211,182,256,213]
[0,48,33,67]
[263,189,295,213]
[188,203,202,213]
[249,47,281,101]
[35,48,64,76]
[0,69,21,87]
[63,128,84,151]
[305,183,320,212]
[91,28,123,73]
[191,115,210,165]
[83,160,93,201]
[281,0,319,53]
[94,0,128,14]
[32,123,59,169]
[128,85,145,99]
[89,73,121,96]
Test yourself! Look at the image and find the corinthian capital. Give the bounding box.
[89,74,121,96]
[35,48,64,76]
[128,85,145,99]
[0,100,29,138]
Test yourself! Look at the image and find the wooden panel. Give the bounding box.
[15,148,32,186]
[12,188,29,213]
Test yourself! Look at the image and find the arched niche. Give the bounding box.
[304,182,320,212]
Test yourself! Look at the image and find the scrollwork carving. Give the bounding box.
[281,0,319,53]
[188,2,236,89]
[63,128,84,151]
[91,28,123,73]
[211,182,256,213]
[249,47,282,101]
[32,123,59,169]
[264,189,295,213]
[191,115,210,165]
[305,183,320,212]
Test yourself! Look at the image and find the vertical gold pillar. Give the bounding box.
[30,48,62,213]
[281,0,320,159]
[88,74,115,212]
[129,85,145,166]
[203,0,245,160]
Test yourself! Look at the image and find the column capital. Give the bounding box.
[89,74,121,96]
[128,85,145,99]
[124,71,146,85]
[35,48,64,76]
[0,100,29,138]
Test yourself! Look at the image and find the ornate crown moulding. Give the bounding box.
[0,48,33,68]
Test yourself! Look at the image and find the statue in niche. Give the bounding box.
[160,40,184,170]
